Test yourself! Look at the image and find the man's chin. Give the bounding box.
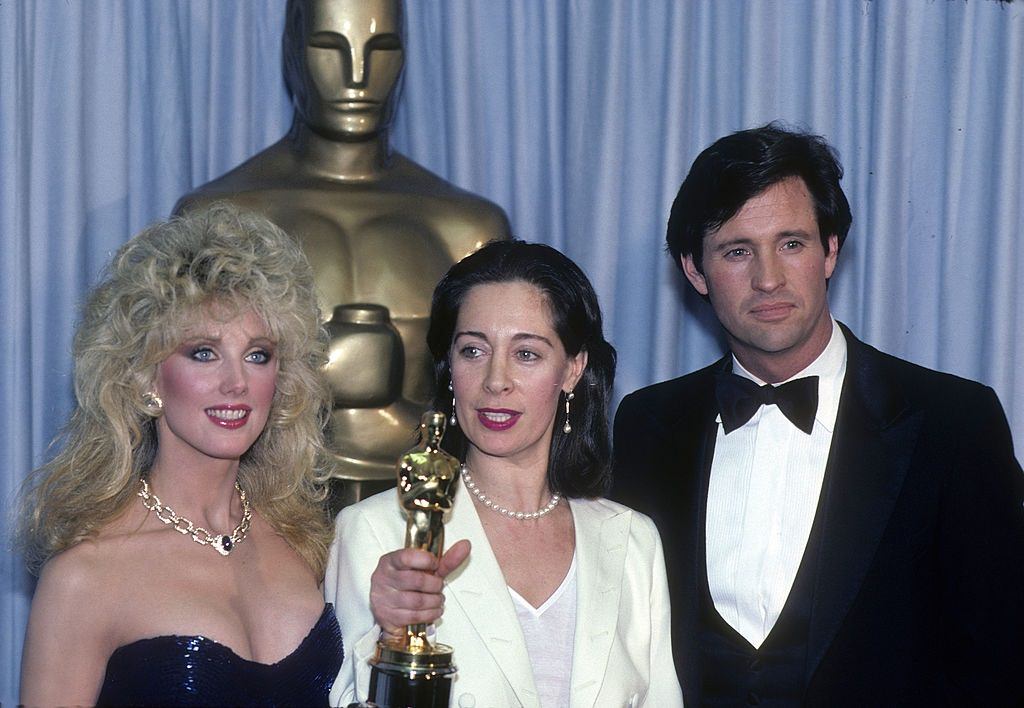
[729,325,801,355]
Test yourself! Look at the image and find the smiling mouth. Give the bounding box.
[477,409,521,431]
[206,407,251,429]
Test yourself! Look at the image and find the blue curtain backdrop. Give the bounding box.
[2,0,1022,700]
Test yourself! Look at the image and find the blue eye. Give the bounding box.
[515,350,539,362]
[246,349,272,365]
[190,347,216,362]
[458,345,483,359]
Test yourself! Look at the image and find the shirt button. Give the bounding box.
[458,694,477,708]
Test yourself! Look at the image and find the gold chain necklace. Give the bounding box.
[138,477,252,556]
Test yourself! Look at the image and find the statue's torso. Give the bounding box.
[220,186,489,401]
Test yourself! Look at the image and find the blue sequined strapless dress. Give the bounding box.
[96,603,343,707]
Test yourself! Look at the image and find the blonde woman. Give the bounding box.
[18,205,343,706]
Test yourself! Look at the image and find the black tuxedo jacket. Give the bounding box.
[612,324,1024,706]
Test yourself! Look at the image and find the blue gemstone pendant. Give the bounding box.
[213,535,232,556]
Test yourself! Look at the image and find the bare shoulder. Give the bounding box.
[29,509,155,637]
[21,539,123,706]
[33,538,117,613]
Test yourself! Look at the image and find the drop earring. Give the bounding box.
[448,380,457,427]
[562,391,575,434]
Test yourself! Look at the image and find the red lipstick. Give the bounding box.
[205,405,252,430]
[476,408,521,431]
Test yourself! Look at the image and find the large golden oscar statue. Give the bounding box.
[175,0,510,506]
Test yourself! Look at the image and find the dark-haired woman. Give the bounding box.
[326,240,682,707]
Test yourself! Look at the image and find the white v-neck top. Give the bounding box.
[508,552,577,708]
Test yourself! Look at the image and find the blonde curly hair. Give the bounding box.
[18,204,336,577]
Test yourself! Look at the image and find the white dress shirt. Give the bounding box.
[706,320,847,648]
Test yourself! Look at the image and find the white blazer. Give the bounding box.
[325,479,683,708]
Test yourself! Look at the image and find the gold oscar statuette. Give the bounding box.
[364,411,460,708]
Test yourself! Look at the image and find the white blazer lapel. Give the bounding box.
[569,499,630,708]
[443,478,541,708]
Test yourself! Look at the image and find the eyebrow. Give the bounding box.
[710,229,815,252]
[454,330,555,348]
[180,335,276,347]
[775,229,815,241]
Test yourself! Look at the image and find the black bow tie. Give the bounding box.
[714,372,819,435]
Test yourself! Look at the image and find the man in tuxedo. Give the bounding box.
[612,124,1024,706]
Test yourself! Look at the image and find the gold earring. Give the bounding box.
[562,391,575,434]
[143,391,163,414]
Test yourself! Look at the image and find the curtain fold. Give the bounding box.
[3,1,1022,702]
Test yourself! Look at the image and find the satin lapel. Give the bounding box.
[670,361,724,700]
[805,329,923,681]
[568,500,630,708]
[443,479,540,708]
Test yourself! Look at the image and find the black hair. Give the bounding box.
[427,240,616,499]
[666,122,852,272]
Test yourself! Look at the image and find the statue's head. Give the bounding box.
[283,0,405,141]
[423,410,447,446]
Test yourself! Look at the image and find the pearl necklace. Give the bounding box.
[461,465,561,521]
[138,477,252,556]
